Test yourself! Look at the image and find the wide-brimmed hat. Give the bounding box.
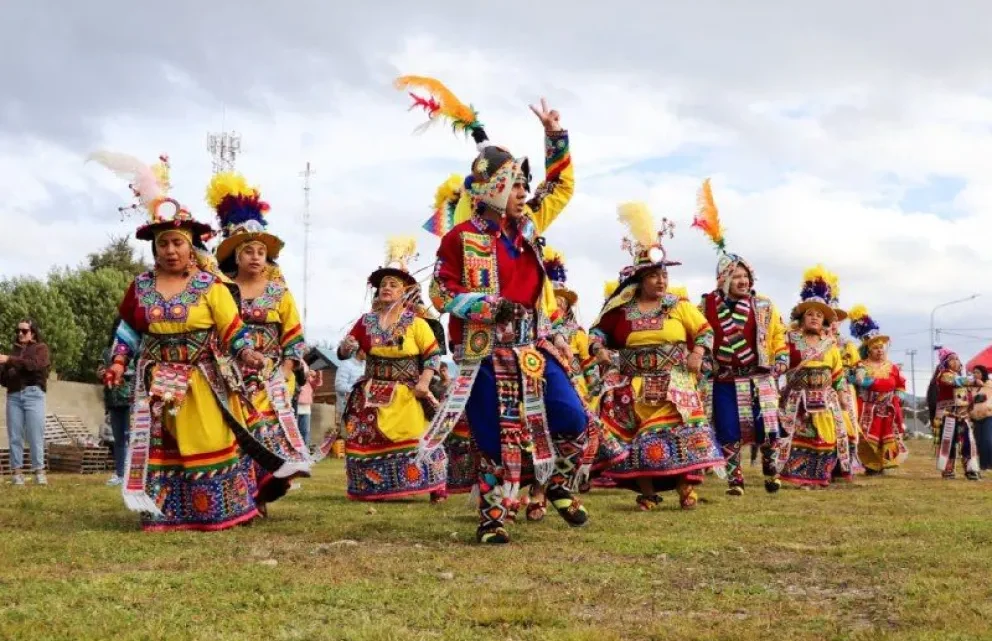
[615,201,680,289]
[206,172,284,266]
[792,265,837,324]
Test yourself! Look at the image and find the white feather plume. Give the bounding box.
[87,150,162,208]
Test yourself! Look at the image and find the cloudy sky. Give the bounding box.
[4,1,992,395]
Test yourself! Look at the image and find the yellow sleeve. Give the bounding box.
[768,302,789,366]
[572,330,591,361]
[825,346,845,389]
[276,288,306,361]
[205,280,249,356]
[528,130,575,234]
[671,300,714,352]
[412,318,442,371]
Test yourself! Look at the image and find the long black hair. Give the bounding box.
[15,317,41,344]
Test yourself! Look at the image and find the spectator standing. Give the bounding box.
[334,350,366,445]
[970,365,992,470]
[296,367,323,450]
[0,319,51,486]
[98,324,135,486]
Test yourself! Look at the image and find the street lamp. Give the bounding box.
[929,293,980,372]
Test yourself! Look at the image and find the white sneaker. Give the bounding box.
[34,472,48,486]
[12,474,25,486]
[106,475,123,487]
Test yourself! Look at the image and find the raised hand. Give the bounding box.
[529,97,561,132]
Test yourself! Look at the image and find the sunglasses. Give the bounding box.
[17,328,31,334]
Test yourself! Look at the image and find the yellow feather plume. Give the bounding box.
[824,269,841,299]
[206,172,254,211]
[691,178,726,250]
[394,75,479,132]
[617,202,656,248]
[542,245,564,263]
[433,174,464,211]
[668,285,689,301]
[385,236,417,270]
[801,264,831,284]
[151,159,171,195]
[848,304,869,322]
[604,280,619,298]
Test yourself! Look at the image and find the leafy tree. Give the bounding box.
[48,267,132,382]
[85,235,148,276]
[0,277,84,377]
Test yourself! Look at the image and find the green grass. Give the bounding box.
[2,440,991,641]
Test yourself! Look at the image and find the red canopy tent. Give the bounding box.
[966,344,992,371]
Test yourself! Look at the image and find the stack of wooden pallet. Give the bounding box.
[45,414,113,475]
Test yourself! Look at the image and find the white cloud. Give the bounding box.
[3,7,992,395]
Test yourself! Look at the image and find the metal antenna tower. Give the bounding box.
[206,130,242,174]
[300,161,315,330]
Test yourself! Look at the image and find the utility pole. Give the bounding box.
[299,161,314,331]
[905,349,918,433]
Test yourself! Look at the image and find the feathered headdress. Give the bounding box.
[394,76,486,146]
[848,305,889,347]
[617,202,680,283]
[88,151,212,242]
[542,244,577,307]
[691,178,725,252]
[423,173,471,237]
[824,270,848,321]
[604,280,619,300]
[691,178,755,295]
[397,75,532,222]
[207,171,284,266]
[668,285,690,302]
[369,236,419,290]
[792,264,837,322]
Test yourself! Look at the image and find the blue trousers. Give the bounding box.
[465,349,587,463]
[7,386,46,471]
[296,411,312,447]
[711,380,778,446]
[109,406,130,478]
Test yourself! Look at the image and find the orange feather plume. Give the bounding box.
[691,178,726,251]
[393,75,481,134]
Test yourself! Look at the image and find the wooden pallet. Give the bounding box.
[44,414,70,444]
[56,414,95,444]
[47,443,112,474]
[0,448,50,474]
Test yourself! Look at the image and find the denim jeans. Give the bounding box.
[108,406,130,478]
[7,386,46,471]
[296,410,311,448]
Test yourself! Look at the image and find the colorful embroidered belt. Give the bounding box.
[617,344,688,377]
[492,305,538,348]
[140,329,214,364]
[715,365,764,381]
[365,356,420,384]
[861,390,894,405]
[791,366,832,390]
[243,322,281,359]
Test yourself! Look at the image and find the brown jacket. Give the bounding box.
[971,381,992,421]
[1,342,51,393]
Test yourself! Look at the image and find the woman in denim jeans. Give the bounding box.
[0,319,51,486]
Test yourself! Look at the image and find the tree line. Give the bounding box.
[0,237,147,384]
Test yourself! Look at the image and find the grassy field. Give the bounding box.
[1,439,990,641]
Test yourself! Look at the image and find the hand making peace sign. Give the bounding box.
[529,97,562,133]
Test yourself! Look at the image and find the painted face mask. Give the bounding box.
[468,145,531,215]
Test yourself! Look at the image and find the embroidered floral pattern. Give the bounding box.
[136,270,215,324]
[241,281,286,324]
[361,310,415,349]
